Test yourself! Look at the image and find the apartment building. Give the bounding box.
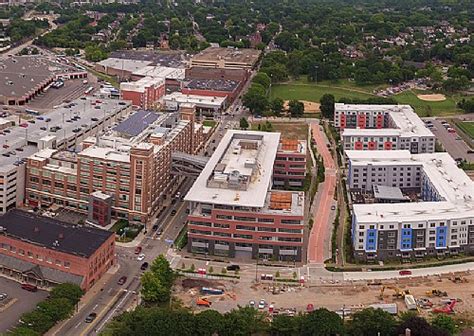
[120,76,166,109]
[347,150,474,261]
[334,104,435,154]
[0,98,131,216]
[25,108,203,224]
[0,210,115,291]
[273,139,307,188]
[185,131,305,262]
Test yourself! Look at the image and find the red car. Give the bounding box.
[19,123,28,128]
[21,283,38,292]
[134,246,142,254]
[399,270,412,276]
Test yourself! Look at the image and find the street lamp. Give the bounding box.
[314,65,319,83]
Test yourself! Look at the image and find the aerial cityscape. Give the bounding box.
[0,0,473,335]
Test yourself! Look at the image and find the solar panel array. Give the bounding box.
[113,110,160,137]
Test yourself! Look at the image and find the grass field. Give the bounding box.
[456,121,474,139]
[269,79,465,117]
[251,121,308,140]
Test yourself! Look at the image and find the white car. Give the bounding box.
[137,253,145,261]
[0,293,7,301]
[258,299,266,309]
[249,300,256,308]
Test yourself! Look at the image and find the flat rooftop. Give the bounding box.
[113,110,160,137]
[0,97,130,171]
[0,210,113,258]
[191,47,261,66]
[0,56,83,99]
[184,79,240,92]
[132,65,185,80]
[185,130,280,208]
[350,150,474,223]
[120,76,165,93]
[109,50,187,68]
[97,58,151,73]
[337,103,434,138]
[163,92,226,108]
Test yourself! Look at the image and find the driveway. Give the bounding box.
[0,277,49,333]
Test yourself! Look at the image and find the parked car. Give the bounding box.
[0,293,8,301]
[21,284,37,292]
[248,300,256,308]
[258,299,266,309]
[117,276,127,285]
[134,246,142,255]
[399,270,412,276]
[85,312,97,323]
[226,264,240,271]
[140,262,149,270]
[137,253,145,261]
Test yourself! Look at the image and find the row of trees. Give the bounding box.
[102,305,458,336]
[8,283,83,336]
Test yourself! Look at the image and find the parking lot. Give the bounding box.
[427,118,474,162]
[0,277,49,333]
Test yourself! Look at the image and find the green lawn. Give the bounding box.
[456,121,474,139]
[269,80,465,117]
[251,121,308,140]
[270,82,374,102]
[202,120,217,128]
[393,90,462,117]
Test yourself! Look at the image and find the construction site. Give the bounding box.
[174,271,474,324]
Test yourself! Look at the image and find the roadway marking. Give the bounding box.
[95,285,136,333]
[78,289,123,336]
[74,322,82,329]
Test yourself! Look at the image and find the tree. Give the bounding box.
[300,308,344,336]
[50,283,83,306]
[396,316,449,336]
[239,117,249,129]
[243,90,268,115]
[84,45,108,62]
[19,310,54,334]
[347,308,397,336]
[320,94,335,119]
[431,315,456,336]
[140,271,169,303]
[150,255,174,288]
[220,307,269,335]
[288,100,304,118]
[37,298,74,321]
[194,310,224,336]
[271,314,302,335]
[270,98,284,117]
[253,72,271,90]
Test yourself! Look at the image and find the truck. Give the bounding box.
[404,294,417,310]
[201,287,224,295]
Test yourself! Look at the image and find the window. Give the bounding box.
[64,261,71,268]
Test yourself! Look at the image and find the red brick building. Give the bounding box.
[273,139,307,189]
[181,78,241,105]
[120,76,166,109]
[0,210,115,291]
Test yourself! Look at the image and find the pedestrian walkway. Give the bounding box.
[307,123,337,263]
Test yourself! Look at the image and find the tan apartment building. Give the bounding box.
[25,107,205,225]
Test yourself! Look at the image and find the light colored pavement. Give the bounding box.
[307,123,337,263]
[429,118,474,162]
[0,277,49,333]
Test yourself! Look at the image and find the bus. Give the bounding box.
[84,86,94,94]
[25,109,40,116]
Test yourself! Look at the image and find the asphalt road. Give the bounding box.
[429,118,474,162]
[0,277,49,333]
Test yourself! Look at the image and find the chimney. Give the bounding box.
[405,328,411,336]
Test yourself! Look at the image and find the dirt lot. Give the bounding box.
[175,272,474,319]
[284,100,321,113]
[417,94,447,102]
[252,122,308,140]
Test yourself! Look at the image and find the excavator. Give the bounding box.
[433,300,456,314]
[425,289,448,297]
[379,285,410,300]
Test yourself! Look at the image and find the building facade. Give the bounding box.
[25,108,203,224]
[0,210,115,291]
[185,131,305,262]
[120,76,166,109]
[273,139,307,188]
[335,104,435,154]
[347,150,474,261]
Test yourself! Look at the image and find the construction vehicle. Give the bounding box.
[196,298,212,307]
[379,285,410,300]
[433,300,456,314]
[425,289,448,297]
[450,276,468,284]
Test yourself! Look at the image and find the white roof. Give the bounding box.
[163,92,226,108]
[120,76,165,93]
[336,103,434,137]
[185,130,281,208]
[351,151,474,223]
[132,65,185,80]
[343,128,401,137]
[80,146,130,163]
[98,58,151,73]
